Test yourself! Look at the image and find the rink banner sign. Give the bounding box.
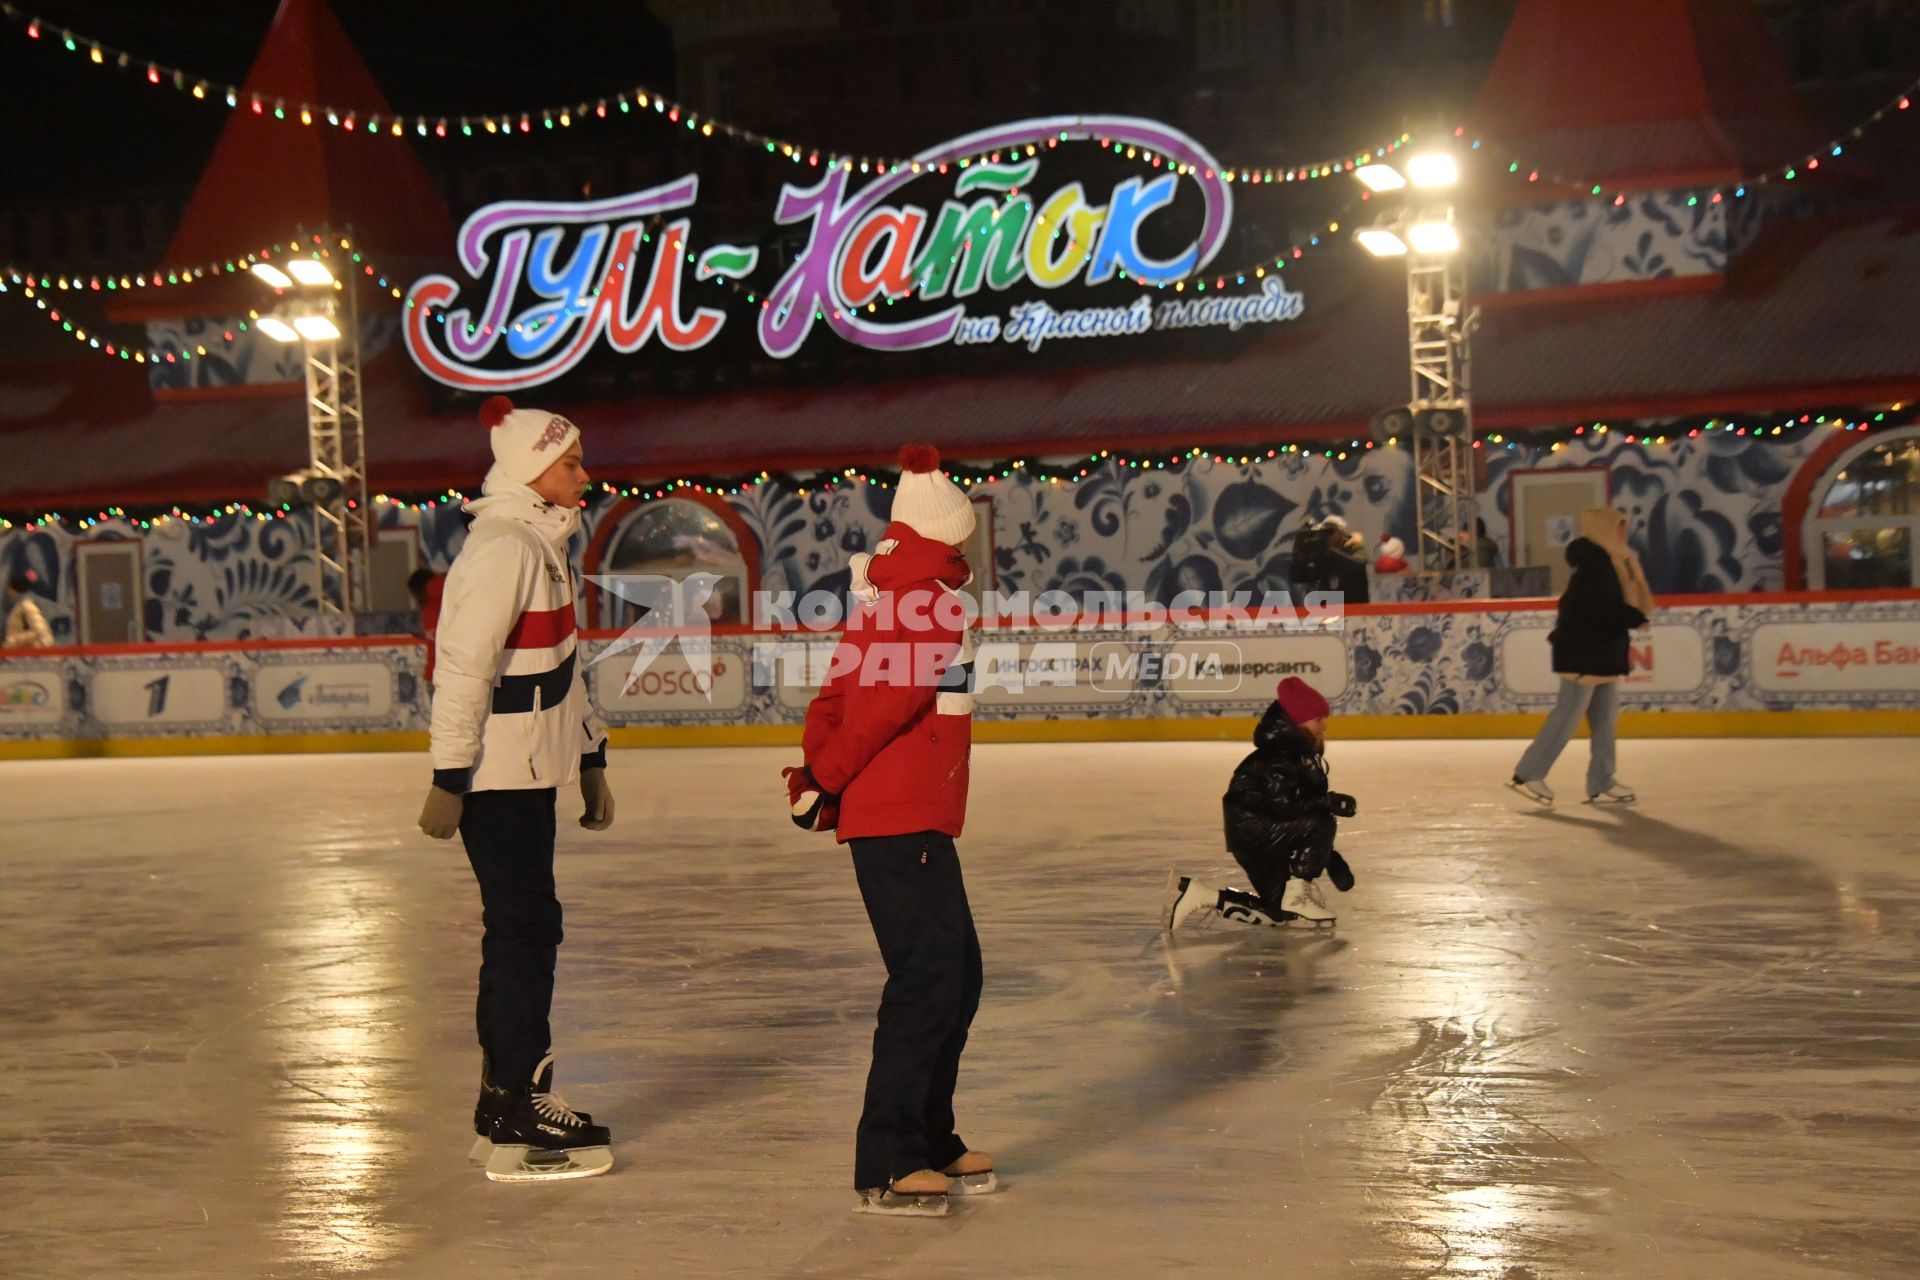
[402,115,1308,390]
[1498,622,1710,703]
[0,668,63,726]
[1153,633,1351,703]
[593,645,748,720]
[5,598,1920,744]
[252,658,397,726]
[88,662,227,731]
[1750,619,1920,694]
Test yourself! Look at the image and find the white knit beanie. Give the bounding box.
[1378,535,1405,559]
[891,444,976,546]
[478,395,580,488]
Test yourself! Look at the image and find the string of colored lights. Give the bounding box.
[3,410,1902,531]
[2,228,388,296]
[1,3,1407,185]
[13,0,1918,207]
[1,233,409,364]
[1475,69,1920,205]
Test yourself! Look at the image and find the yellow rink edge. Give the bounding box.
[2,708,1916,760]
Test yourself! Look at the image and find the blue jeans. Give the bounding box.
[1514,679,1619,797]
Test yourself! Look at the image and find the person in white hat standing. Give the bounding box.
[418,395,616,1181]
[784,444,996,1215]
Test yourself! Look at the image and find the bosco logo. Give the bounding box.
[624,659,728,700]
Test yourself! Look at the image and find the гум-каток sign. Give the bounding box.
[403,116,1304,390]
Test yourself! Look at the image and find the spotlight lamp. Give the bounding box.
[1356,228,1410,257]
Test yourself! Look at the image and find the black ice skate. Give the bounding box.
[483,1053,613,1183]
[469,1052,594,1163]
[1215,886,1300,928]
[855,1168,951,1216]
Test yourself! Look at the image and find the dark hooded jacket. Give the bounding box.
[1549,537,1650,677]
[1222,702,1333,861]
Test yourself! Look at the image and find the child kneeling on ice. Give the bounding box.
[782,444,995,1217]
[1166,677,1356,930]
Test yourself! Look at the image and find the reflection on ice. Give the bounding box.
[265,865,413,1273]
[2,739,1917,1278]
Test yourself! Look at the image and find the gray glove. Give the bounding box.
[418,786,463,840]
[579,767,614,831]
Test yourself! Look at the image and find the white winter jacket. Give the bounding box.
[429,483,608,793]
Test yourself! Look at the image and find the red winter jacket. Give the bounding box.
[803,523,974,843]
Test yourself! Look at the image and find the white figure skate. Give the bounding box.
[1508,776,1554,806]
[1163,873,1220,931]
[1280,877,1336,929]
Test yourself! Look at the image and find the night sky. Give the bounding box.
[2,0,676,199]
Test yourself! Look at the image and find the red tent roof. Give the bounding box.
[1470,0,1825,191]
[108,0,452,321]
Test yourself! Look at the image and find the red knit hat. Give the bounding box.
[1274,676,1330,724]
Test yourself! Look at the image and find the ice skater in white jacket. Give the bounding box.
[418,394,618,1179]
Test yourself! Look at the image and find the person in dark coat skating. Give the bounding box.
[1509,508,1653,806]
[1164,677,1357,930]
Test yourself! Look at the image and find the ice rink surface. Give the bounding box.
[2,737,1917,1280]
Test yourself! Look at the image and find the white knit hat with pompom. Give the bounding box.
[478,395,580,488]
[890,444,976,545]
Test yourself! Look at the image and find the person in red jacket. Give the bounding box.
[784,444,994,1217]
[408,568,446,683]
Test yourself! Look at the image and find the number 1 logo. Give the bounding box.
[144,675,170,717]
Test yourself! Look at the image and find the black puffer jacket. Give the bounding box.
[1549,537,1650,677]
[1223,703,1337,875]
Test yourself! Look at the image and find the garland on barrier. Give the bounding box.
[0,3,1405,185]
[1,409,1904,532]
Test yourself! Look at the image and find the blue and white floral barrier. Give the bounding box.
[4,593,1917,752]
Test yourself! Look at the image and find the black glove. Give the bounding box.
[1324,791,1357,819]
[783,765,840,833]
[1326,849,1355,892]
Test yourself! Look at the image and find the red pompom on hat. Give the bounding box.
[1274,676,1330,725]
[478,395,515,428]
[898,443,941,473]
[889,442,974,545]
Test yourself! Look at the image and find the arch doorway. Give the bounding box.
[589,497,754,627]
[1804,428,1920,589]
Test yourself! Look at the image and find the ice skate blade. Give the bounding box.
[484,1143,613,1183]
[854,1189,950,1217]
[948,1170,999,1195]
[1585,794,1636,806]
[467,1135,493,1163]
[1283,916,1337,931]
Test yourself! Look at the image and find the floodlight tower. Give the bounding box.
[254,250,371,626]
[1355,150,1475,572]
